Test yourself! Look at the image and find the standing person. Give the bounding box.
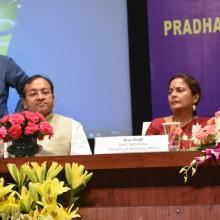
[0,55,28,117]
[145,73,209,148]
[21,74,91,156]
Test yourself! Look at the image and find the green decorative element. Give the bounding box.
[188,142,216,151]
[0,1,20,32]
[0,34,12,55]
[0,0,20,55]
[179,164,199,184]
[196,142,216,150]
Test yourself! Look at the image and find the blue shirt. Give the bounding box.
[0,55,28,117]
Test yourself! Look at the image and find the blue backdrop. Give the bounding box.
[2,0,131,138]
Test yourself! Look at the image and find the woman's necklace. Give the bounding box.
[172,115,194,128]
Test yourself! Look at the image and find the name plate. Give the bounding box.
[94,135,169,154]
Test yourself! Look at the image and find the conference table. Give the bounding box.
[0,151,220,220]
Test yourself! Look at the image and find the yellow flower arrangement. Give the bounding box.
[0,161,93,220]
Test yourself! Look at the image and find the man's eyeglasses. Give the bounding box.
[26,89,52,98]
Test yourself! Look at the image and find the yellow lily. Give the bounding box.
[0,178,15,199]
[7,163,26,192]
[22,162,63,184]
[21,162,47,183]
[19,186,34,213]
[46,162,63,180]
[65,162,93,190]
[0,191,20,219]
[21,163,38,183]
[21,207,41,220]
[33,178,69,206]
[28,182,39,202]
[65,204,80,219]
[30,162,47,183]
[39,203,80,220]
[1,161,93,219]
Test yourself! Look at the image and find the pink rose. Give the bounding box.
[8,124,22,139]
[22,111,41,123]
[8,113,25,125]
[0,115,9,124]
[39,121,54,137]
[0,111,53,141]
[0,126,7,139]
[24,122,39,135]
[34,112,46,122]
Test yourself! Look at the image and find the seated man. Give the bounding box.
[21,74,91,156]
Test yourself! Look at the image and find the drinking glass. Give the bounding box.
[162,122,181,151]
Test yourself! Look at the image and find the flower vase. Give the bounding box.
[7,137,42,157]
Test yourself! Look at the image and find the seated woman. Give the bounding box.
[145,73,209,149]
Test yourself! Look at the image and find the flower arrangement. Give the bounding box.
[0,161,93,220]
[0,111,53,142]
[180,111,220,183]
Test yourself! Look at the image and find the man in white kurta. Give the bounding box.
[21,75,91,156]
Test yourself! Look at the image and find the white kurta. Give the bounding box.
[37,113,91,156]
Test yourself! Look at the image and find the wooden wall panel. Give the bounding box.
[80,205,220,220]
[0,152,219,219]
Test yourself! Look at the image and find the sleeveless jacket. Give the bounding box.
[37,113,72,156]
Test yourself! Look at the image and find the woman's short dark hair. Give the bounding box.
[168,73,201,105]
[21,74,54,98]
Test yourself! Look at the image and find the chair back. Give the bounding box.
[142,121,151,135]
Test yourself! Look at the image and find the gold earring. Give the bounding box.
[192,104,196,112]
